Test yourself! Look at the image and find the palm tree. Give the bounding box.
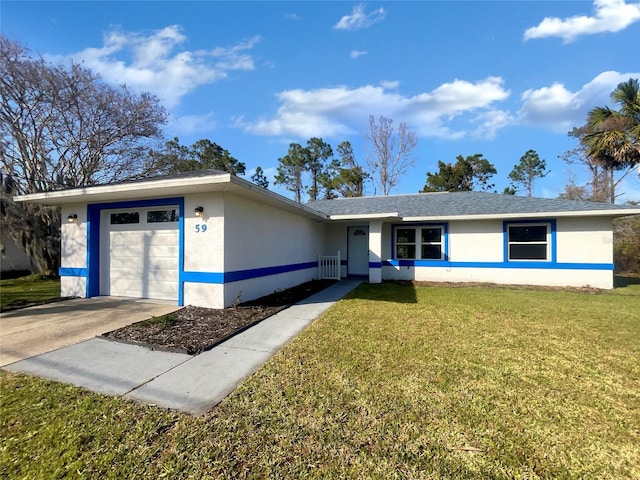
[585,78,640,203]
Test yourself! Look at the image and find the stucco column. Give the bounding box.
[368,220,383,283]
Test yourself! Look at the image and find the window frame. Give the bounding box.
[392,223,448,261]
[147,209,179,223]
[504,220,555,263]
[109,211,140,225]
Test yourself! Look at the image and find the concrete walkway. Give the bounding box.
[3,280,362,416]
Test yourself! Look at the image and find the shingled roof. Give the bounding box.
[307,192,640,220]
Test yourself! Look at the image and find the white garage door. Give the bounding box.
[101,207,179,301]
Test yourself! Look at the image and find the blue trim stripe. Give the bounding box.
[382,260,613,270]
[225,261,316,283]
[86,205,101,297]
[182,261,317,285]
[368,261,383,268]
[59,267,88,277]
[182,271,225,284]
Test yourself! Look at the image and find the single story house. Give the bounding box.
[15,170,640,308]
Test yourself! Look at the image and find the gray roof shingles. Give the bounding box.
[307,192,639,218]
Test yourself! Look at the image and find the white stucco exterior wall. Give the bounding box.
[183,193,224,273]
[448,220,503,262]
[556,217,613,264]
[369,220,382,283]
[59,204,88,297]
[182,193,225,308]
[221,192,326,307]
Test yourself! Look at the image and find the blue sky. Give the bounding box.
[3,0,640,202]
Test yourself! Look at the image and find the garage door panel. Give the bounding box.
[110,247,178,267]
[111,257,178,276]
[108,250,178,264]
[110,232,177,247]
[109,278,178,294]
[146,284,178,298]
[109,266,178,277]
[103,208,180,302]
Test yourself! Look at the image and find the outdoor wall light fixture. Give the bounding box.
[194,206,204,217]
[67,214,78,223]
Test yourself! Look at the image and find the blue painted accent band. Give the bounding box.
[181,261,318,285]
[225,261,317,283]
[368,261,383,268]
[382,260,613,270]
[59,267,88,277]
[182,271,225,284]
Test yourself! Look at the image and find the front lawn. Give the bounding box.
[1,283,639,478]
[0,274,61,311]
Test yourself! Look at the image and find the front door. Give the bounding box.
[347,226,369,276]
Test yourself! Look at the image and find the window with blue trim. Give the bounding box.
[396,226,444,260]
[507,223,550,261]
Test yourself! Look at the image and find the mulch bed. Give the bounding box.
[101,279,337,355]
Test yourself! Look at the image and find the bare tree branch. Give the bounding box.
[364,115,417,195]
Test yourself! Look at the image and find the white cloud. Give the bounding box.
[471,109,515,140]
[167,112,218,137]
[334,4,386,30]
[380,80,400,89]
[241,77,511,140]
[53,25,259,108]
[350,50,368,59]
[518,71,640,131]
[524,0,640,42]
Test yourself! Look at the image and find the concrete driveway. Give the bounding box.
[0,297,179,367]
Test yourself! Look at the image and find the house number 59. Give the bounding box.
[195,224,208,233]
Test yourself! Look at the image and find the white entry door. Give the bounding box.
[100,207,179,301]
[347,226,369,276]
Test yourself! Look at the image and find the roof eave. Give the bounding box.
[402,209,640,222]
[329,212,400,220]
[13,173,329,221]
[13,173,235,205]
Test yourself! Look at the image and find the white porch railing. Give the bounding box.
[318,251,341,280]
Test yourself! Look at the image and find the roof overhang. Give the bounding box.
[403,209,640,221]
[15,177,640,222]
[329,212,400,221]
[14,173,329,221]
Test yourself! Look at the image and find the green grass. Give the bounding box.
[1,283,639,479]
[614,274,640,295]
[0,274,61,310]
